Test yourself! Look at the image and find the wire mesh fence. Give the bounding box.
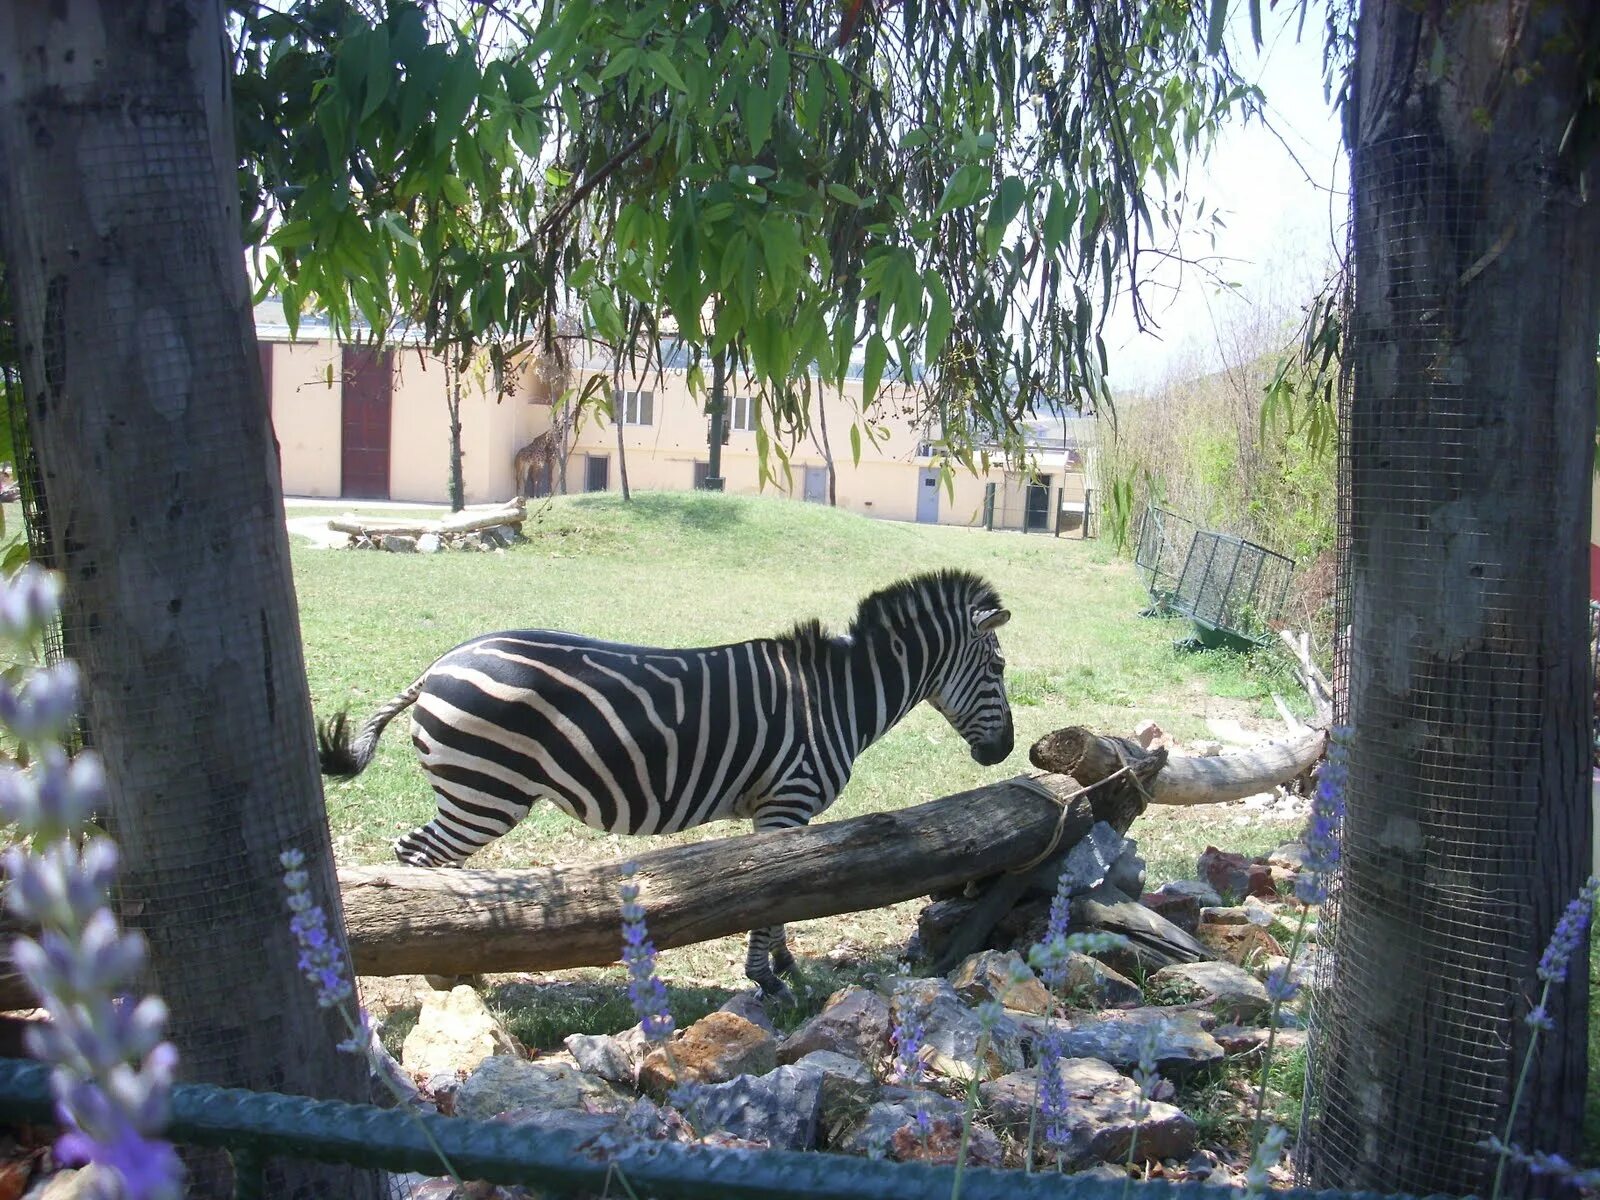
[1133,506,1197,603]
[1169,530,1294,644]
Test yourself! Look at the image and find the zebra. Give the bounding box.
[317,568,1015,999]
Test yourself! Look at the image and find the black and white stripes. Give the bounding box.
[317,569,1014,996]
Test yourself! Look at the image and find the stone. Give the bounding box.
[1189,739,1224,757]
[564,1032,637,1085]
[1197,846,1252,900]
[948,949,1052,1015]
[792,1049,879,1129]
[1133,719,1166,749]
[1154,879,1224,909]
[380,533,419,553]
[455,1055,629,1120]
[28,1168,120,1199]
[1076,1163,1133,1183]
[1199,905,1251,926]
[416,533,442,554]
[1106,847,1147,897]
[684,1063,825,1150]
[1056,822,1130,896]
[839,1101,1003,1166]
[982,1058,1197,1166]
[888,976,1025,1082]
[718,990,777,1034]
[1140,890,1200,935]
[1212,1025,1308,1056]
[777,986,891,1065]
[640,1012,777,1095]
[1267,841,1312,871]
[401,985,523,1078]
[1059,951,1144,1008]
[1014,1007,1224,1076]
[1195,920,1285,966]
[423,1072,461,1116]
[1148,961,1272,1023]
[913,897,979,964]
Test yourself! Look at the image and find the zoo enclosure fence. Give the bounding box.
[0,1057,1442,1200]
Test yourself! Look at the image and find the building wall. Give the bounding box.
[261,335,1085,528]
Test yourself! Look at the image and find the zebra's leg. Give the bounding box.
[746,806,812,1001]
[394,782,532,867]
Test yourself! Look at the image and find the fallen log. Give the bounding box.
[337,772,1123,978]
[328,499,526,539]
[1029,725,1326,807]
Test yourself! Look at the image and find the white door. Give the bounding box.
[916,468,941,523]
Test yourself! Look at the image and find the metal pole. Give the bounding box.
[703,346,727,491]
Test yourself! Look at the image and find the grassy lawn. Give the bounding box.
[291,491,1306,1036]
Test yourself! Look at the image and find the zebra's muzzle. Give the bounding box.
[968,719,1014,765]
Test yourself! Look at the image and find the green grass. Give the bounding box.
[295,490,1304,1017]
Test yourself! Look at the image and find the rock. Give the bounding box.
[1076,1163,1133,1183]
[1133,719,1166,749]
[1055,822,1130,896]
[1212,1025,1309,1056]
[1059,951,1144,1008]
[686,1063,825,1150]
[839,1101,1003,1165]
[1106,847,1147,897]
[1268,841,1312,871]
[1015,1007,1224,1076]
[640,1012,777,1095]
[777,986,891,1065]
[888,977,1024,1082]
[718,990,777,1035]
[1154,879,1224,909]
[792,1049,879,1132]
[1189,739,1224,757]
[948,949,1052,1015]
[423,1072,461,1116]
[982,1058,1196,1166]
[380,533,418,553]
[401,985,523,1078]
[455,1055,629,1120]
[489,1107,628,1138]
[28,1168,121,1199]
[1148,961,1272,1023]
[1197,846,1252,900]
[1140,890,1200,935]
[1196,921,1285,966]
[416,533,442,554]
[564,1032,637,1085]
[1200,905,1250,926]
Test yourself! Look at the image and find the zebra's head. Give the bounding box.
[926,595,1015,766]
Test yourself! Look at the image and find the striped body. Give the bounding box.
[320,570,1014,996]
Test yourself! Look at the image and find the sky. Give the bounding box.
[1099,5,1351,395]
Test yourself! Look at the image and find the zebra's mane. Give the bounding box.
[780,569,1002,650]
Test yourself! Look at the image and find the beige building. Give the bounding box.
[255,303,1090,532]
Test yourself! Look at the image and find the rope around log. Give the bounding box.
[1004,758,1152,876]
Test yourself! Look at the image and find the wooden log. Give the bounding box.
[337,773,1117,979]
[327,500,526,539]
[1030,725,1326,807]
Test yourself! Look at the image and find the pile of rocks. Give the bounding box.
[330,498,528,554]
[382,841,1316,1198]
[345,524,525,554]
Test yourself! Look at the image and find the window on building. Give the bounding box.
[585,455,610,493]
[729,394,756,432]
[622,390,654,426]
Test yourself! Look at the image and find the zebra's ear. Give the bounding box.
[972,606,1011,633]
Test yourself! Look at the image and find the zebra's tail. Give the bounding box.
[317,675,428,777]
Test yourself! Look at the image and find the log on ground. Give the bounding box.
[338,772,1118,979]
[1029,725,1326,807]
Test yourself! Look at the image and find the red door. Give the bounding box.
[341,347,392,499]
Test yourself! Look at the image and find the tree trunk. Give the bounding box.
[1303,5,1599,1196]
[335,772,1108,978]
[0,5,379,1196]
[815,386,838,505]
[446,354,465,512]
[612,358,631,501]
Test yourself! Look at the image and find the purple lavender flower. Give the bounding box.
[280,849,353,1008]
[1246,1123,1289,1195]
[889,1012,927,1087]
[618,862,674,1041]
[1535,876,1598,984]
[1036,1028,1072,1150]
[1264,965,1301,1005]
[1296,726,1350,905]
[1130,1020,1163,1121]
[0,564,62,642]
[0,660,81,745]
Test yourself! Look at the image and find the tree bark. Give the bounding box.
[1303,5,1600,1196]
[612,357,631,501]
[327,499,525,537]
[0,5,378,1196]
[335,773,1105,978]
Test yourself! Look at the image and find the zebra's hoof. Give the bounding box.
[752,975,796,1006]
[771,948,797,977]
